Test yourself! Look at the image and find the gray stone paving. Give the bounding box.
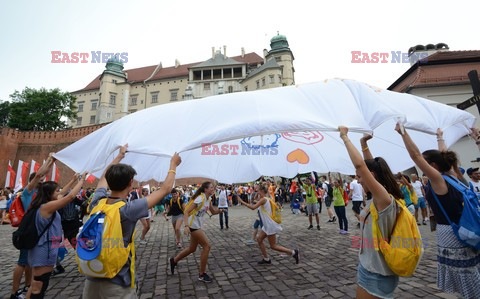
[0,205,460,298]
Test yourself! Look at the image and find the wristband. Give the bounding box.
[362,146,369,152]
[168,169,176,174]
[437,138,444,141]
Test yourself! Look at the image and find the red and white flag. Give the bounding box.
[5,160,16,188]
[29,160,41,176]
[50,162,60,183]
[14,160,30,192]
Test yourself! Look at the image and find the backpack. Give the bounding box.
[369,197,423,277]
[12,208,56,250]
[9,193,26,227]
[59,201,80,222]
[430,175,480,250]
[261,197,282,224]
[184,194,207,226]
[326,183,333,198]
[76,198,136,288]
[407,188,418,205]
[167,196,184,216]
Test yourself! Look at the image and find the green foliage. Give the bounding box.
[0,101,10,126]
[7,87,77,131]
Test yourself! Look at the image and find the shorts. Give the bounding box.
[357,263,398,299]
[407,204,415,215]
[352,201,363,215]
[324,197,333,207]
[253,219,263,229]
[171,214,183,225]
[306,203,319,215]
[18,249,28,266]
[414,197,426,209]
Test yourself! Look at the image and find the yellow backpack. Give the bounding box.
[185,194,207,226]
[261,197,282,224]
[370,197,423,277]
[76,199,136,288]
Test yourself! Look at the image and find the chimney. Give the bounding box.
[263,49,268,63]
[212,47,215,59]
[223,45,227,59]
[241,47,245,58]
[175,59,180,68]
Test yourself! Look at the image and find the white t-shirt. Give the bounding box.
[350,180,364,201]
[218,190,228,208]
[322,181,329,199]
[470,180,480,193]
[187,194,211,229]
[258,198,282,236]
[411,181,424,198]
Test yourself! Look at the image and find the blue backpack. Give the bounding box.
[431,175,480,249]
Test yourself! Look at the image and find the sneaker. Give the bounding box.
[140,239,147,244]
[341,230,349,235]
[293,249,300,264]
[258,258,272,265]
[169,257,176,275]
[51,265,65,276]
[327,219,334,223]
[317,225,321,230]
[11,290,25,299]
[176,242,182,248]
[246,239,255,245]
[417,221,421,225]
[307,225,313,230]
[332,216,337,222]
[423,220,427,225]
[198,272,213,283]
[339,230,345,234]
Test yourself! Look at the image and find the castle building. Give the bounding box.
[72,34,295,127]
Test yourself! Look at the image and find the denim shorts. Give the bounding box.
[18,249,28,266]
[253,219,263,229]
[357,263,398,299]
[414,197,427,209]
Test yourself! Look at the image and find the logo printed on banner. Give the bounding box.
[201,134,280,155]
[51,51,128,63]
[350,51,429,64]
[287,149,310,164]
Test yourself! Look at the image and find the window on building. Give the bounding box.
[78,103,84,112]
[270,75,275,84]
[129,109,137,114]
[278,75,282,83]
[91,101,97,110]
[76,117,82,126]
[244,86,248,91]
[170,89,178,101]
[256,80,260,89]
[109,94,116,105]
[89,115,96,124]
[204,83,210,90]
[228,86,233,93]
[151,93,158,104]
[130,97,137,106]
[112,79,117,83]
[262,77,266,86]
[275,56,281,62]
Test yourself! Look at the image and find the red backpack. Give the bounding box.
[9,192,36,227]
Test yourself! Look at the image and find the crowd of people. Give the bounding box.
[4,126,480,299]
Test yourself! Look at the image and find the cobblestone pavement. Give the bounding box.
[0,205,460,299]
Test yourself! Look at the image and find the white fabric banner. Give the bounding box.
[54,79,476,183]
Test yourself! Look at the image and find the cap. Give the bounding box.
[459,167,465,175]
[76,212,104,261]
[466,167,479,176]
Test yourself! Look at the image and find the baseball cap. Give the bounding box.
[466,167,479,176]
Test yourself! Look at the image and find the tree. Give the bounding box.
[7,87,77,131]
[0,101,10,127]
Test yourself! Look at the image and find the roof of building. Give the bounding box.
[75,52,263,93]
[388,50,480,92]
[244,58,281,80]
[191,51,245,68]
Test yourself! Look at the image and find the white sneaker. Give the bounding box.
[139,239,147,244]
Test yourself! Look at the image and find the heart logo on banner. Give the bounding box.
[287,149,310,164]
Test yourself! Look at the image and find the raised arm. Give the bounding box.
[436,128,447,152]
[40,173,86,218]
[395,124,447,195]
[339,126,392,211]
[97,144,128,190]
[471,127,480,152]
[238,196,267,210]
[146,153,181,209]
[27,154,55,192]
[59,173,78,196]
[360,134,374,160]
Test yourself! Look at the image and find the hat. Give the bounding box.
[467,167,479,176]
[76,212,104,261]
[459,167,465,175]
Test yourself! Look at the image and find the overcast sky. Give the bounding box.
[0,0,478,102]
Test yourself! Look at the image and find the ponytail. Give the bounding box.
[422,149,458,173]
[365,157,403,199]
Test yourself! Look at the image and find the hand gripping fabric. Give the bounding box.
[76,198,136,288]
[370,197,423,277]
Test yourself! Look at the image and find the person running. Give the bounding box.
[170,181,223,283]
[237,184,299,265]
[339,126,402,299]
[82,145,181,298]
[138,188,151,244]
[26,172,86,299]
[165,188,185,248]
[396,124,480,298]
[411,174,427,225]
[330,173,348,234]
[300,177,320,230]
[217,185,230,230]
